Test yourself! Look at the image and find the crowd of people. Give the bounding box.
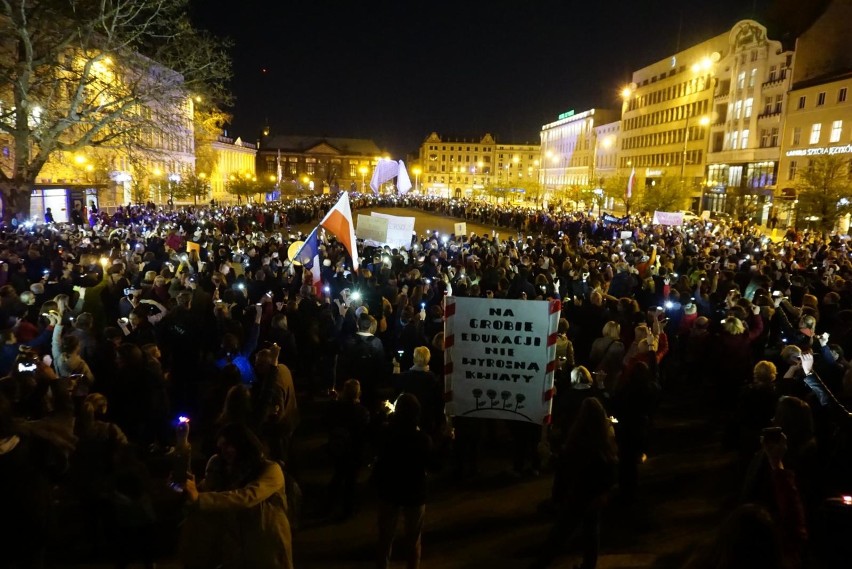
[0,191,850,569]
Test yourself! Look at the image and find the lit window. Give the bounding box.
[734,101,742,119]
[741,129,750,149]
[830,120,842,143]
[737,72,746,90]
[749,69,757,87]
[730,131,739,149]
[744,98,753,118]
[810,123,821,144]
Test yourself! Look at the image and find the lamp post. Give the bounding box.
[358,165,368,193]
[680,114,710,188]
[412,165,421,194]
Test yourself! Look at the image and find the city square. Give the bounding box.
[2,2,852,569]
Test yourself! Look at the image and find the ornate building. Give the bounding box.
[208,134,257,204]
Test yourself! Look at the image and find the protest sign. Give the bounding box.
[371,212,415,248]
[444,297,560,424]
[454,222,467,236]
[186,241,201,255]
[356,214,389,244]
[620,230,633,240]
[652,211,684,226]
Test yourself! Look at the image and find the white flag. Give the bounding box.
[369,159,399,193]
[397,160,412,194]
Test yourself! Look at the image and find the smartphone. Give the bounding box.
[119,317,129,325]
[397,350,404,359]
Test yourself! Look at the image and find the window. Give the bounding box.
[774,95,783,114]
[817,92,826,106]
[737,72,746,90]
[788,160,798,180]
[763,96,773,114]
[810,123,822,144]
[730,131,739,149]
[741,129,750,149]
[760,129,769,148]
[768,65,777,82]
[798,95,806,109]
[792,127,801,145]
[840,88,848,103]
[749,69,758,87]
[745,98,753,118]
[770,127,779,147]
[734,100,742,119]
[830,120,842,142]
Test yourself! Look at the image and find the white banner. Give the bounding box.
[355,214,389,245]
[444,297,560,424]
[371,212,415,248]
[652,211,684,226]
[454,222,467,236]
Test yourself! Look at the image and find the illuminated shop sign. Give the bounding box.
[557,110,575,120]
[785,144,852,157]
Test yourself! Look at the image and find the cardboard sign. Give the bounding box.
[454,222,467,236]
[652,211,684,226]
[370,212,415,248]
[356,214,389,245]
[186,241,201,255]
[444,297,560,424]
[620,230,633,240]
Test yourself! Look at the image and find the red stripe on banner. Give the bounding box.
[549,299,562,314]
[544,388,555,401]
[444,334,454,349]
[543,414,552,425]
[546,360,557,373]
[445,302,456,317]
[443,390,453,402]
[444,362,453,375]
[546,333,558,346]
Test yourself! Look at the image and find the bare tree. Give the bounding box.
[0,0,231,219]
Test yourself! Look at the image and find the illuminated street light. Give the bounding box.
[74,154,87,165]
[358,165,368,192]
[411,165,422,193]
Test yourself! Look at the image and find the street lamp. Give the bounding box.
[680,115,710,187]
[358,165,368,192]
[411,165,421,193]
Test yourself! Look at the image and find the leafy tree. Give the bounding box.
[604,175,635,214]
[795,155,852,233]
[0,0,232,220]
[226,176,261,204]
[636,176,691,213]
[194,103,231,177]
[178,173,211,205]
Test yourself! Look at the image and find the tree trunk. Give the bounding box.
[1,182,33,225]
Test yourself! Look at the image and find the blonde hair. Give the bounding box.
[570,365,593,386]
[602,321,620,340]
[722,316,745,335]
[753,361,777,384]
[413,346,431,367]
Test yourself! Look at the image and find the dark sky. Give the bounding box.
[191,0,782,157]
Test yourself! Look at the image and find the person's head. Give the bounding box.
[356,312,373,333]
[60,334,80,357]
[74,312,93,331]
[564,397,617,463]
[722,316,745,335]
[780,344,802,365]
[341,378,361,403]
[798,314,816,332]
[391,393,421,429]
[271,313,287,330]
[432,332,444,351]
[752,361,777,385]
[116,343,144,369]
[557,317,569,335]
[253,348,277,374]
[215,422,265,472]
[176,290,192,309]
[570,366,593,388]
[773,396,814,447]
[141,343,161,361]
[219,384,252,425]
[19,291,35,306]
[602,321,620,340]
[412,346,431,368]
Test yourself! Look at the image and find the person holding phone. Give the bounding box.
[179,423,294,569]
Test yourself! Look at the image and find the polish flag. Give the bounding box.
[320,192,359,271]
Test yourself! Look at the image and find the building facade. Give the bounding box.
[257,135,386,195]
[620,29,730,211]
[704,20,794,221]
[419,132,539,199]
[208,135,257,204]
[540,109,620,208]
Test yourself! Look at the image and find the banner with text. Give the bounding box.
[356,214,389,245]
[652,210,684,226]
[454,222,467,236]
[444,297,560,424]
[371,212,416,248]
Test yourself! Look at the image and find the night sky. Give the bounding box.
[191,0,795,157]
